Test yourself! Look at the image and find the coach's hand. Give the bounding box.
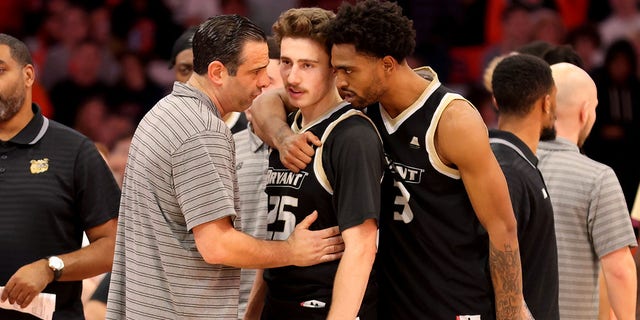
[287,211,344,266]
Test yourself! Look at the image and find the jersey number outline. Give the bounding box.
[393,180,414,223]
[266,195,298,240]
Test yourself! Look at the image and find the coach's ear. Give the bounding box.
[208,60,226,86]
[578,100,588,125]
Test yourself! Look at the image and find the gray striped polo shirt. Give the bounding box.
[107,82,241,319]
[233,123,270,319]
[538,138,636,319]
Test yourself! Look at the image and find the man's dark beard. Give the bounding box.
[0,90,24,122]
[540,125,556,141]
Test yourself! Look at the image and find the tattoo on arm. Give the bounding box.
[490,242,523,319]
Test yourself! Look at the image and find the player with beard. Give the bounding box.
[489,53,560,319]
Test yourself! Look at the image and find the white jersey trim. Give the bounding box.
[313,108,381,194]
[224,111,242,128]
[291,102,351,133]
[489,137,536,169]
[378,77,440,135]
[426,92,474,180]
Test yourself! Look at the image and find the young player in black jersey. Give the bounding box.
[250,1,533,319]
[245,7,383,320]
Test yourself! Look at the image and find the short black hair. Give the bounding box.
[0,33,33,66]
[328,0,416,62]
[168,26,197,69]
[192,15,266,76]
[492,54,554,117]
[516,40,554,58]
[543,44,583,67]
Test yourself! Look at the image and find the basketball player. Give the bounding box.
[246,7,383,320]
[490,53,560,319]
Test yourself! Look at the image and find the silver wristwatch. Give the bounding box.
[46,256,64,282]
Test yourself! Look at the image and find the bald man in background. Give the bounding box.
[537,62,637,320]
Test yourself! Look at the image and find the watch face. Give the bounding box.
[49,256,64,270]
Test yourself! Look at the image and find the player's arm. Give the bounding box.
[244,269,266,320]
[193,211,344,268]
[249,88,291,148]
[326,117,382,319]
[436,100,529,320]
[601,247,637,320]
[327,219,377,320]
[250,89,320,172]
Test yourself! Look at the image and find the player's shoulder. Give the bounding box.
[439,99,486,134]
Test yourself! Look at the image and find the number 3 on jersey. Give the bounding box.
[393,180,414,223]
[266,195,298,240]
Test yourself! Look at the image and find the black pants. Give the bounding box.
[261,290,377,320]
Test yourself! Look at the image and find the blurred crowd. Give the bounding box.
[0,0,347,150]
[437,0,640,215]
[0,0,638,212]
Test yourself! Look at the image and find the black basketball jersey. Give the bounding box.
[489,130,560,320]
[367,79,495,319]
[226,111,248,133]
[263,102,383,319]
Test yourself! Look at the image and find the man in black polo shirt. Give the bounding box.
[489,53,560,319]
[0,33,120,319]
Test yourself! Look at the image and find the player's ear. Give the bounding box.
[543,94,551,114]
[382,56,395,72]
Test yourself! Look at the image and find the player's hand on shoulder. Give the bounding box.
[279,132,321,173]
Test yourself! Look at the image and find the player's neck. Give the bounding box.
[497,115,542,154]
[382,68,430,118]
[299,89,343,127]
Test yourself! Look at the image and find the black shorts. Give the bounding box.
[261,287,377,320]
